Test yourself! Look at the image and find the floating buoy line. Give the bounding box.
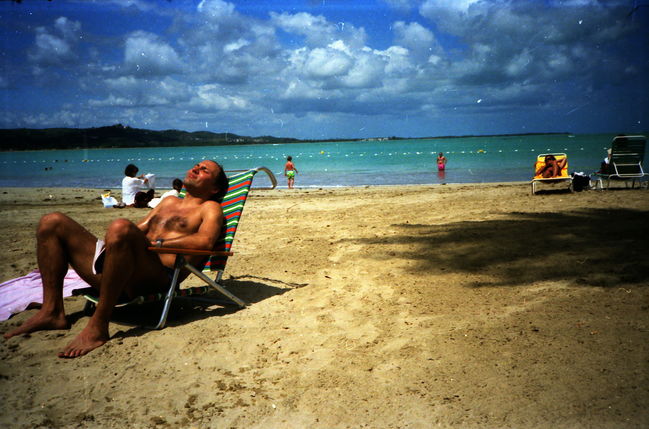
[3,146,604,165]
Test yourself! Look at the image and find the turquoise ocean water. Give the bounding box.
[0,134,640,189]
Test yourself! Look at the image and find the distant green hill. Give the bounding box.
[0,124,301,151]
[0,124,575,151]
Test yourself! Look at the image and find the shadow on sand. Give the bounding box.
[75,276,297,340]
[347,207,649,288]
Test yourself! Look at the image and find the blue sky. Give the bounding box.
[1,0,647,139]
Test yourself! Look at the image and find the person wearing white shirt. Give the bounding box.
[120,164,153,207]
[148,178,183,208]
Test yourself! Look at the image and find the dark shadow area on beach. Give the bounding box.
[80,277,295,339]
[351,208,649,288]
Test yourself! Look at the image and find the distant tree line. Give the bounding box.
[0,124,572,151]
[0,124,302,151]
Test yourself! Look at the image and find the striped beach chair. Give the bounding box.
[77,167,277,329]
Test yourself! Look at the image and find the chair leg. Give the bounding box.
[150,256,185,330]
[83,300,95,316]
[185,264,247,308]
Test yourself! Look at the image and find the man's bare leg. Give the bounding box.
[4,212,98,339]
[59,218,169,358]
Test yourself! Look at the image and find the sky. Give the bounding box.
[1,0,648,140]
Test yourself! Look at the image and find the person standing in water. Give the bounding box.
[284,156,298,189]
[436,152,447,171]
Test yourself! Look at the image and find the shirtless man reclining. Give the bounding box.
[3,160,228,358]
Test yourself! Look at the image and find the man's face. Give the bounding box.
[185,160,219,192]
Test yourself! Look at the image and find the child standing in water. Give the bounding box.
[284,156,298,189]
[437,152,447,171]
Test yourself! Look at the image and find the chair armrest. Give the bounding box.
[148,247,233,256]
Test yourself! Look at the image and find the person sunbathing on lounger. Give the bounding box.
[535,154,567,178]
[3,160,228,358]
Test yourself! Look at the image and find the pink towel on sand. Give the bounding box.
[0,269,91,321]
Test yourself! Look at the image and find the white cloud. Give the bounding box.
[340,52,385,89]
[419,0,486,32]
[377,46,415,76]
[271,12,338,46]
[28,17,82,67]
[103,0,156,11]
[415,0,639,93]
[505,50,533,77]
[223,38,251,53]
[304,47,354,79]
[189,84,249,110]
[393,21,434,47]
[270,11,367,48]
[89,95,133,107]
[197,0,237,21]
[281,79,325,100]
[393,21,442,60]
[54,16,81,40]
[177,2,281,85]
[98,76,190,108]
[124,31,183,76]
[546,51,572,75]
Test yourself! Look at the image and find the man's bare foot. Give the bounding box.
[3,310,69,339]
[58,325,109,358]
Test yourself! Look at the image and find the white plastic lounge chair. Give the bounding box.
[591,135,648,190]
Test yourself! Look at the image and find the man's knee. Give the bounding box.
[37,212,70,236]
[105,218,141,245]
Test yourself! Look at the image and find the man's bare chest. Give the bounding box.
[150,208,201,233]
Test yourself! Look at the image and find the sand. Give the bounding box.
[0,182,648,428]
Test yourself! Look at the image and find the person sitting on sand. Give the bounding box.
[535,154,567,178]
[3,160,228,358]
[119,163,154,208]
[148,178,183,208]
[599,148,612,174]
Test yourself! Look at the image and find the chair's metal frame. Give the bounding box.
[591,135,648,190]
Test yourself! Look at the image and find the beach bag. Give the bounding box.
[571,172,590,192]
[101,191,119,208]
